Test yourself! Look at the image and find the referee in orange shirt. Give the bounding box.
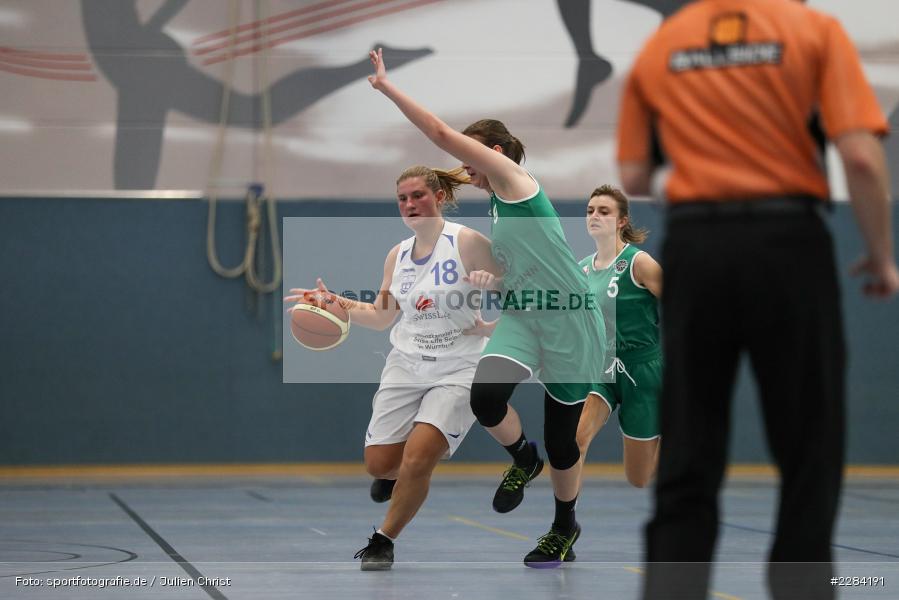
[616,1,899,598]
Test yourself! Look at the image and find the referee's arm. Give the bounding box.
[616,60,655,196]
[835,130,899,298]
[619,161,653,196]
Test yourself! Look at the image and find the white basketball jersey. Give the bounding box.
[388,221,486,362]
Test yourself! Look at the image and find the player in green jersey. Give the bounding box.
[576,185,663,489]
[368,48,607,568]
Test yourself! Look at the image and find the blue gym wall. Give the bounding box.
[1,198,897,466]
[2,2,897,467]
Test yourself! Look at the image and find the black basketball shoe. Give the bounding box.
[492,445,544,513]
[354,531,394,571]
[523,523,581,569]
[369,478,396,503]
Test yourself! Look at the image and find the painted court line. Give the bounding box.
[302,475,332,484]
[108,493,228,600]
[446,515,529,541]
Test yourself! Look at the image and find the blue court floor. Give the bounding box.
[1,472,897,599]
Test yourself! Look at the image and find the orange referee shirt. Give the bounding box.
[617,0,888,203]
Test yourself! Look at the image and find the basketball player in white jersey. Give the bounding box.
[285,165,501,570]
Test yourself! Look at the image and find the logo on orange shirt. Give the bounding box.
[670,12,782,73]
[710,13,747,45]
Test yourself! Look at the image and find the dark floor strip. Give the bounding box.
[829,542,899,560]
[108,493,228,600]
[844,491,899,506]
[721,521,899,559]
[245,490,273,502]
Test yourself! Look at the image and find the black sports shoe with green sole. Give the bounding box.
[354,531,394,571]
[492,443,543,513]
[524,523,580,569]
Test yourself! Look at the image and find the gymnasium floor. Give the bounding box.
[1,468,896,600]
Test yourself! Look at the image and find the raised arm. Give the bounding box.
[368,48,535,201]
[285,245,402,331]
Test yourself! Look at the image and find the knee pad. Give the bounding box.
[469,381,510,428]
[469,357,530,428]
[544,433,581,471]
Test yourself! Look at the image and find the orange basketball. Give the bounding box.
[289,293,350,351]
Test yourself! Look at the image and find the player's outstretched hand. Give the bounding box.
[464,270,500,290]
[850,257,899,299]
[368,47,387,90]
[284,278,332,311]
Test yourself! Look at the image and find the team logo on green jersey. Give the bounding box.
[615,259,628,274]
[493,244,512,273]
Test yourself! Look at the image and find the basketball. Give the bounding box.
[289,293,350,351]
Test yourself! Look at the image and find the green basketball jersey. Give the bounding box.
[579,244,659,355]
[489,181,590,314]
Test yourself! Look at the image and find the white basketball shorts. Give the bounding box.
[365,350,478,458]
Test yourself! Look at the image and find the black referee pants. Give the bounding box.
[643,207,845,600]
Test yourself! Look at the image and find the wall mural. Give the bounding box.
[1,0,897,198]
